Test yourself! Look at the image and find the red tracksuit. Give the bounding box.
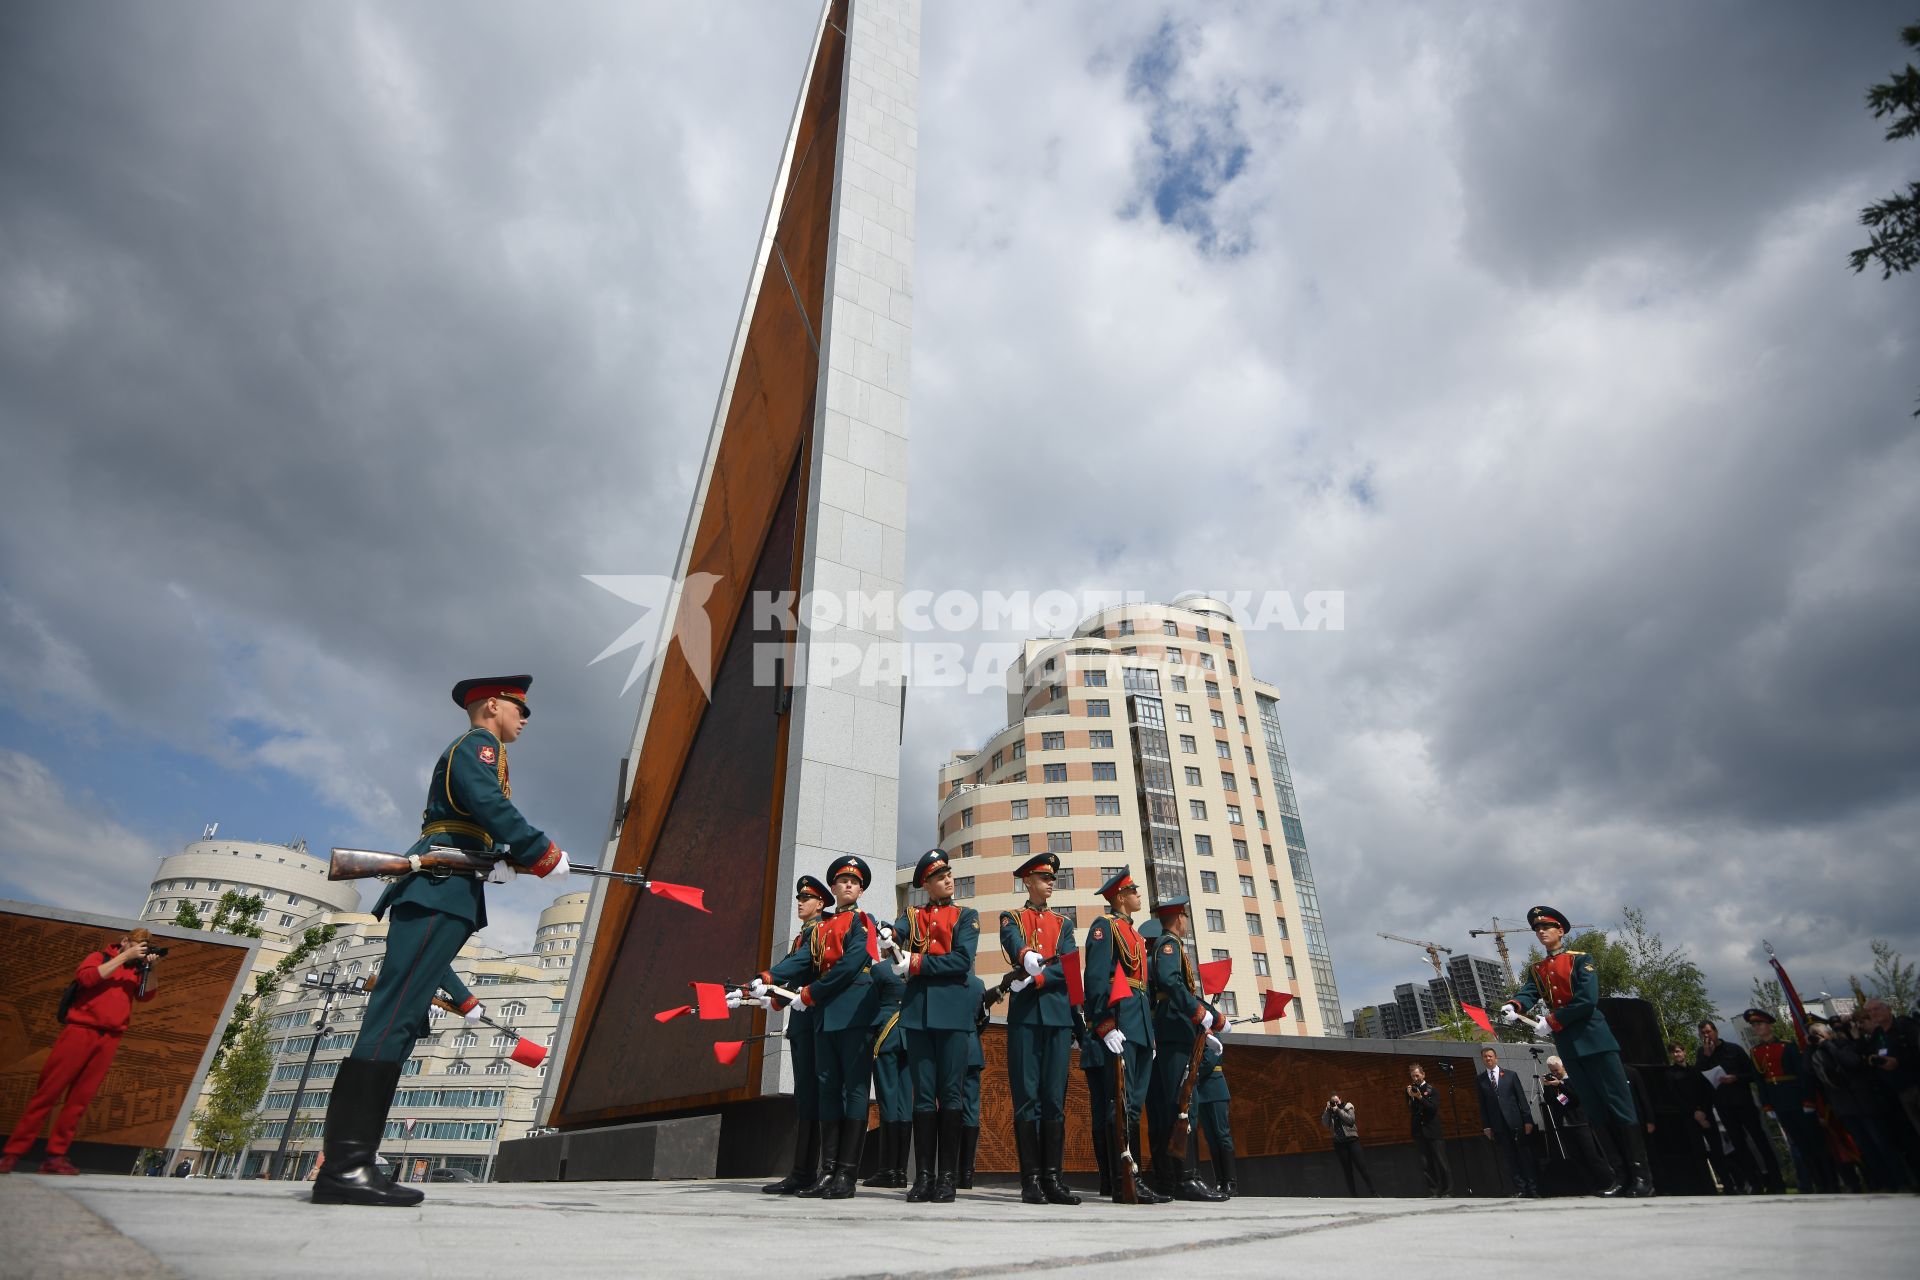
[5,946,153,1157]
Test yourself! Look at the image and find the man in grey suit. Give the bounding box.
[1477,1046,1539,1197]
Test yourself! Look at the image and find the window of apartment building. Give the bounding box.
[1089,730,1114,749]
[486,1060,510,1075]
[280,913,295,927]
[1262,842,1275,865]
[1233,838,1249,860]
[1166,646,1183,665]
[1012,799,1028,819]
[1056,867,1076,890]
[1164,621,1179,636]
[1205,909,1225,932]
[1087,698,1110,717]
[1211,710,1226,729]
[1011,741,1025,759]
[1174,704,1192,722]
[1094,795,1121,815]
[1238,875,1256,897]
[961,808,974,828]
[1043,763,1068,783]
[1211,948,1230,962]
[1249,777,1261,797]
[1200,653,1215,672]
[1044,657,1056,672]
[1082,669,1107,686]
[1284,956,1298,981]
[1043,731,1065,750]
[1200,871,1219,893]
[1226,658,1238,677]
[1050,684,1065,702]
[1184,766,1202,785]
[1142,762,1172,789]
[1092,760,1117,780]
[1196,625,1211,642]
[956,877,975,899]
[1170,675,1187,692]
[1221,992,1239,1017]
[1116,619,1133,635]
[1046,796,1071,817]
[1136,700,1165,727]
[1234,689,1245,706]
[1180,734,1198,754]
[1123,667,1159,692]
[1012,834,1029,855]
[1253,953,1270,978]
[1256,811,1269,830]
[1226,805,1243,826]
[1101,865,1129,884]
[1245,912,1263,935]
[1274,916,1289,940]
[1098,830,1125,851]
[991,749,1003,769]
[1048,831,1073,853]
[1189,799,1207,820]
[1194,834,1213,856]
[1214,740,1231,760]
[960,841,974,858]
[1220,772,1237,792]
[1268,879,1281,900]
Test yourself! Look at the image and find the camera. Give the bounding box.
[145,946,170,958]
[1434,1060,1455,1075]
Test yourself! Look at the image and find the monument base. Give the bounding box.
[496,1098,806,1182]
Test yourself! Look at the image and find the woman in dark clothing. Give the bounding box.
[1541,1054,1619,1194]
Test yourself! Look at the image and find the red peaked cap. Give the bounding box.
[452,675,531,714]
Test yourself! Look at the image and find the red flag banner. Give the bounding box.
[1460,1002,1495,1036]
[654,1004,694,1023]
[1198,958,1232,996]
[712,1040,746,1065]
[1768,950,1813,1049]
[1062,949,1085,1007]
[1260,989,1295,1022]
[509,1038,548,1068]
[1109,962,1132,1007]
[692,982,731,1021]
[648,880,710,913]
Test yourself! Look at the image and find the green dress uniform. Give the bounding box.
[1144,903,1226,1201]
[1746,1009,1837,1194]
[998,850,1082,1204]
[960,974,987,1189]
[1502,904,1651,1196]
[314,675,566,1209]
[895,847,980,1203]
[763,879,832,1196]
[862,951,911,1188]
[1195,1007,1235,1198]
[762,854,880,1200]
[1081,870,1166,1204]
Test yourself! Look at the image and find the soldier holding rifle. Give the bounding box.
[1082,871,1168,1204]
[998,850,1082,1206]
[312,676,570,1207]
[1144,900,1227,1202]
[887,848,979,1203]
[759,876,833,1195]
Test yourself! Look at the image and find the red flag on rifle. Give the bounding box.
[654,1004,694,1023]
[713,1040,746,1065]
[692,982,730,1021]
[648,880,709,913]
[1260,990,1295,1022]
[509,1037,547,1068]
[1062,949,1085,1007]
[1198,958,1232,996]
[1459,1002,1495,1036]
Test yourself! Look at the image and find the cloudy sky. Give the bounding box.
[2,1,1914,1023]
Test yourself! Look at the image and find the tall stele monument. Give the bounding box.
[545,0,918,1136]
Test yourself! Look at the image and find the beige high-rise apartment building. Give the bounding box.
[899,596,1344,1037]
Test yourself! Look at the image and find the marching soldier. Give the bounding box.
[1500,904,1652,1196]
[862,934,911,1189]
[312,676,570,1207]
[761,876,832,1194]
[754,855,880,1199]
[1081,871,1169,1204]
[1144,901,1227,1201]
[1195,998,1236,1198]
[886,848,979,1203]
[998,850,1082,1205]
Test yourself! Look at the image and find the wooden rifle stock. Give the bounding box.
[1112,1044,1140,1203]
[1165,1024,1209,1159]
[328,846,494,882]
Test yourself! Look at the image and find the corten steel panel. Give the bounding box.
[962,1026,1483,1173]
[551,4,848,1127]
[1,909,253,1150]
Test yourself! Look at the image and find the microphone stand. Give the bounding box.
[1436,1061,1473,1197]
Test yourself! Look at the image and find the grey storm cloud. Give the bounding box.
[2,0,1916,1013]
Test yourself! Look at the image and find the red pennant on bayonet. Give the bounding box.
[648,880,709,913]
[692,982,730,1020]
[1460,1002,1494,1036]
[1260,989,1295,1022]
[1109,961,1131,1007]
[509,1037,547,1068]
[1198,958,1232,996]
[1062,949,1085,1007]
[654,1004,694,1023]
[713,1040,746,1065]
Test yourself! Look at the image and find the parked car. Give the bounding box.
[428,1167,479,1183]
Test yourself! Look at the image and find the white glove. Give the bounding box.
[1022,951,1045,977]
[878,925,896,952]
[1200,1010,1216,1032]
[726,990,747,1009]
[891,952,912,978]
[756,994,776,1011]
[1010,976,1033,993]
[544,854,571,884]
[465,1003,486,1027]
[485,861,517,885]
[1206,1034,1223,1055]
[1500,1006,1524,1026]
[749,977,769,999]
[1102,1029,1126,1055]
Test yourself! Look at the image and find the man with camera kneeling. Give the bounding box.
[2,928,163,1175]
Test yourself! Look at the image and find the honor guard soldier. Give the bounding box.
[312,676,570,1207]
[998,850,1083,1205]
[761,876,832,1194]
[1500,904,1652,1196]
[863,931,911,1189]
[886,848,979,1203]
[1195,998,1235,1198]
[755,855,880,1199]
[1744,1007,1837,1193]
[1144,902,1227,1201]
[1081,871,1169,1203]
[960,974,987,1188]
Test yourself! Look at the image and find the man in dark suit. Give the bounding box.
[1476,1046,1538,1197]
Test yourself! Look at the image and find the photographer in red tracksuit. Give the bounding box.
[1,928,161,1175]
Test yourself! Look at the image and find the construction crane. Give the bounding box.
[1377,932,1457,1013]
[1468,918,1598,989]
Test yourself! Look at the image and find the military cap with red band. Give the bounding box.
[1012,851,1060,880]
[827,854,872,889]
[911,848,951,888]
[1098,869,1136,899]
[452,675,532,716]
[796,875,831,902]
[1152,895,1192,917]
[1526,904,1571,932]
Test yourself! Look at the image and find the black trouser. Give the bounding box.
[1415,1131,1452,1195]
[1560,1122,1616,1191]
[1721,1106,1782,1190]
[1490,1125,1537,1192]
[1332,1138,1374,1195]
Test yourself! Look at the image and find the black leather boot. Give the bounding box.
[1212,1146,1236,1199]
[860,1118,895,1188]
[1129,1110,1171,1204]
[958,1124,980,1189]
[1173,1138,1227,1202]
[887,1121,911,1187]
[825,1119,863,1198]
[765,1121,819,1194]
[310,1059,422,1207]
[794,1122,840,1198]
[905,1112,937,1202]
[931,1110,962,1202]
[1091,1124,1113,1197]
[1040,1119,1082,1205]
[1616,1121,1654,1197]
[1016,1120,1045,1204]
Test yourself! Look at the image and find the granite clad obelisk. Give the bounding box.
[542,0,918,1130]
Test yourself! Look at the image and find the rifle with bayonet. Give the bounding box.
[1164,1020,1213,1160]
[329,846,705,910]
[1112,1044,1140,1204]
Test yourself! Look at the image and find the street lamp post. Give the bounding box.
[269,967,365,1180]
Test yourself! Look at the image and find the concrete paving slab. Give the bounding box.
[6,1175,1913,1280]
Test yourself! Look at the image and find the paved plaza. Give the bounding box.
[2,1175,1912,1280]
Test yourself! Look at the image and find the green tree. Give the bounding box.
[1850,22,1920,279]
[207,890,266,938]
[1854,939,1919,1011]
[193,1008,274,1164]
[171,900,204,930]
[1749,975,1785,1017]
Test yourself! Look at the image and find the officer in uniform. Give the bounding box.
[888,848,979,1203]
[1744,1007,1837,1193]
[1195,997,1235,1198]
[1145,899,1227,1202]
[762,876,833,1194]
[1500,904,1652,1197]
[998,850,1082,1205]
[1081,871,1170,1204]
[863,930,911,1189]
[312,676,569,1207]
[756,855,879,1199]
